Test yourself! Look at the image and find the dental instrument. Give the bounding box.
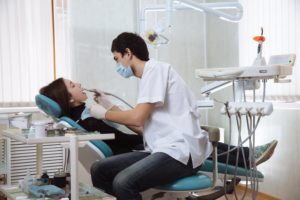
[196,50,296,199]
[253,27,266,66]
[82,88,134,109]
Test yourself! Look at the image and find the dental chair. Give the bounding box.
[35,94,264,200]
[151,126,264,200]
[35,94,113,172]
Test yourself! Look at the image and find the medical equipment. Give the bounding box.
[195,52,296,199]
[83,88,134,109]
[35,92,263,199]
[196,54,296,81]
[197,81,232,109]
[196,54,296,108]
[253,27,266,66]
[144,29,169,47]
[139,0,243,46]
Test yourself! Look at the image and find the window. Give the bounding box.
[238,0,300,102]
[0,0,70,107]
[0,0,54,106]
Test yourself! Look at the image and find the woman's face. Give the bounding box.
[63,79,87,106]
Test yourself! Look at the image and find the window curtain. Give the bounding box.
[238,0,299,102]
[0,0,54,106]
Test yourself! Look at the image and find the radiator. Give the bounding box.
[8,140,64,184]
[0,113,64,185]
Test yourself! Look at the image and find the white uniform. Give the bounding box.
[137,59,213,168]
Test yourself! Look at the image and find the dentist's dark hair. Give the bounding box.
[111,32,149,61]
[39,77,71,117]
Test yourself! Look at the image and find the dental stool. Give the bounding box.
[35,94,113,171]
[152,126,225,200]
[152,126,264,200]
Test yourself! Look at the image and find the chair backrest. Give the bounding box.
[35,94,113,157]
[35,94,62,119]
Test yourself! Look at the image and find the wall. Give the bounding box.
[255,109,300,199]
[70,0,139,106]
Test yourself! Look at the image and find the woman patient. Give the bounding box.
[39,78,277,166]
[39,77,143,155]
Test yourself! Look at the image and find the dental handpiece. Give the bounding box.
[83,88,134,108]
[83,88,97,93]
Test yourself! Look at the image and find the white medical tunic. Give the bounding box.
[137,59,213,168]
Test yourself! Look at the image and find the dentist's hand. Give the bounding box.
[90,104,107,119]
[93,89,114,110]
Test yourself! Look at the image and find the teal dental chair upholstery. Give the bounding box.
[152,126,264,199]
[35,94,113,170]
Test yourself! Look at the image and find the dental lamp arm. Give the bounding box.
[177,0,243,22]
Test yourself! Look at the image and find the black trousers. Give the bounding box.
[208,142,250,168]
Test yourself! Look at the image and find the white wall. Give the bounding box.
[255,109,300,199]
[70,0,139,106]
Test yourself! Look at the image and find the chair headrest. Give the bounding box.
[35,94,62,118]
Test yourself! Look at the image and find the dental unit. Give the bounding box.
[195,30,296,198]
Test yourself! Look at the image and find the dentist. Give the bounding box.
[90,32,212,200]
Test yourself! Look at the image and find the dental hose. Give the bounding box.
[103,92,134,109]
[83,88,134,109]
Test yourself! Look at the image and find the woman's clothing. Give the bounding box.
[69,103,143,155]
[216,142,250,168]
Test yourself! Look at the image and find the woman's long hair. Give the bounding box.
[39,78,71,117]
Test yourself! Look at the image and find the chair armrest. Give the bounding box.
[201,126,220,187]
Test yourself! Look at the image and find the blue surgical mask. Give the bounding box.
[115,63,134,78]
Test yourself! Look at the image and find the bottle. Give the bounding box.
[23,169,34,193]
[41,170,49,184]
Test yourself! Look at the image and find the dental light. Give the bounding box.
[140,0,243,46]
